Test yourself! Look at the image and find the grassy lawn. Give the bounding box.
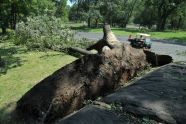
[87,28,186,41]
[0,42,77,122]
[68,22,186,42]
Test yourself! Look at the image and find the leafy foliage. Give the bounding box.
[0,0,69,33]
[69,0,141,28]
[55,0,68,21]
[69,0,186,30]
[15,15,91,51]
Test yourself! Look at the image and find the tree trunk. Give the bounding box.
[147,25,152,29]
[69,47,96,55]
[87,24,120,53]
[95,19,98,28]
[88,17,91,28]
[11,3,17,30]
[122,23,127,28]
[12,13,17,30]
[156,17,166,31]
[177,16,182,29]
[2,27,7,34]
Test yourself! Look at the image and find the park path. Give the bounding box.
[75,32,186,62]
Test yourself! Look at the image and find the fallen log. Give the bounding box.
[16,43,148,123]
[68,47,95,55]
[87,24,121,53]
[15,25,172,124]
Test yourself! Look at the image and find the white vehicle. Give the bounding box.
[128,33,152,49]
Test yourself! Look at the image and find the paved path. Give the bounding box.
[75,32,186,62]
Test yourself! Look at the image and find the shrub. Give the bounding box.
[15,15,92,51]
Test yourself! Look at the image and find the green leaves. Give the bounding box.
[14,15,91,52]
[15,15,72,51]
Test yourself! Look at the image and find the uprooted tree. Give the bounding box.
[16,25,172,123]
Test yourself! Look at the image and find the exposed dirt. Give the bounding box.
[15,24,173,124]
[16,44,148,123]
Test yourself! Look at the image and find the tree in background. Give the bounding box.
[145,0,186,31]
[55,0,68,21]
[69,0,99,27]
[30,0,55,15]
[86,3,102,27]
[69,0,140,28]
[69,0,186,30]
[0,0,56,34]
[118,0,140,28]
[0,0,10,34]
[133,1,157,29]
[168,5,186,29]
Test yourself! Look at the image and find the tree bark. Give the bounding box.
[69,47,96,55]
[11,3,17,30]
[157,17,167,31]
[2,27,7,34]
[87,24,120,53]
[177,16,182,29]
[88,17,91,27]
[95,18,98,28]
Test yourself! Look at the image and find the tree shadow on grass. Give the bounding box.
[0,46,27,75]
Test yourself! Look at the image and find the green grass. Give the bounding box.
[86,28,186,41]
[67,22,186,42]
[0,42,77,122]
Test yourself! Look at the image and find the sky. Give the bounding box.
[67,0,74,7]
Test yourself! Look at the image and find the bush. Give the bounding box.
[15,15,92,51]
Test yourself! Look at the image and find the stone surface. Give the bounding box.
[103,63,186,124]
[57,105,145,124]
[57,105,124,124]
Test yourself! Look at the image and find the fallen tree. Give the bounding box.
[68,47,95,55]
[70,24,172,67]
[86,24,121,53]
[16,25,172,123]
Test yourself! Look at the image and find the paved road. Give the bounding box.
[75,32,186,62]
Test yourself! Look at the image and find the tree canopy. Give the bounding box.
[1,0,186,32]
[69,0,186,30]
[0,0,69,34]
